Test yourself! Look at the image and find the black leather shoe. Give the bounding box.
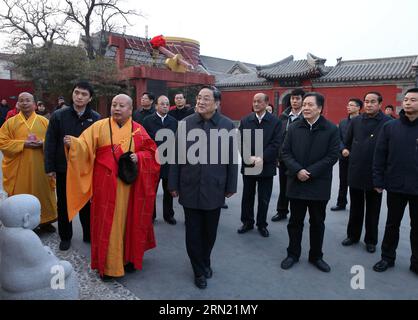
[331,205,346,211]
[237,224,254,234]
[281,256,298,270]
[373,259,394,272]
[194,275,207,289]
[204,267,213,279]
[410,265,418,275]
[59,240,71,251]
[124,262,136,273]
[366,244,376,253]
[271,213,287,222]
[100,275,114,282]
[310,259,331,273]
[341,238,358,246]
[164,217,177,225]
[258,227,269,238]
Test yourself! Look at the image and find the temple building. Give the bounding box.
[216,53,418,123]
[1,31,417,123]
[100,32,418,123]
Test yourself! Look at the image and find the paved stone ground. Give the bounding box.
[37,232,139,300]
[1,152,417,300]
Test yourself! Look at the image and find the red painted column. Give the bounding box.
[97,96,109,117]
[116,41,126,69]
[109,35,126,69]
[134,79,148,107]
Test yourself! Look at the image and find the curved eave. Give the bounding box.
[315,74,416,83]
[217,81,272,88]
[260,68,322,80]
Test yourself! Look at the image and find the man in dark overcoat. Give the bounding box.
[341,92,392,253]
[143,95,178,225]
[168,86,238,289]
[373,88,418,275]
[237,93,282,238]
[280,92,339,273]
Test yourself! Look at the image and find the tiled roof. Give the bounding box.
[0,53,14,60]
[315,55,418,83]
[257,53,328,80]
[216,73,272,87]
[200,55,256,75]
[226,61,256,74]
[105,46,167,68]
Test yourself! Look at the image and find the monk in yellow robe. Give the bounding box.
[0,92,57,230]
[65,94,160,280]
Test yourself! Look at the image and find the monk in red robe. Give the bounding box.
[64,94,160,280]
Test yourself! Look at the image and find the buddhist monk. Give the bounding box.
[64,94,160,281]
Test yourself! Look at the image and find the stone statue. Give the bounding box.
[0,194,79,300]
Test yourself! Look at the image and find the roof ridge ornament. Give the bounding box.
[307,53,327,67]
[226,61,252,75]
[256,55,294,71]
[412,56,418,71]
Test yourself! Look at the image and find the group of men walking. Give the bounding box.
[0,83,417,290]
[234,87,418,277]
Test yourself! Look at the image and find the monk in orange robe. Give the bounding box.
[0,92,57,230]
[65,94,160,280]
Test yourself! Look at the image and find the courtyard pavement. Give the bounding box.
[1,152,417,300]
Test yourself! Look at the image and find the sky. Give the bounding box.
[1,0,418,66]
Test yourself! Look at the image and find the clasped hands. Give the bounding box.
[249,156,263,167]
[24,140,43,149]
[297,169,311,182]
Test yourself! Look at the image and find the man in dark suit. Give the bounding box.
[0,98,10,127]
[384,105,397,119]
[373,88,418,275]
[280,92,340,273]
[331,98,362,211]
[272,89,305,222]
[168,86,238,289]
[168,92,194,121]
[341,92,392,253]
[143,95,178,225]
[133,92,155,125]
[237,93,282,238]
[44,81,101,251]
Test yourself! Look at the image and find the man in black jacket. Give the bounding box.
[44,81,101,251]
[331,98,362,211]
[0,98,9,127]
[168,86,238,289]
[238,93,282,237]
[384,105,397,119]
[168,92,194,121]
[373,88,418,275]
[272,89,305,222]
[280,92,339,273]
[341,92,392,253]
[132,92,155,124]
[143,95,178,225]
[54,96,67,112]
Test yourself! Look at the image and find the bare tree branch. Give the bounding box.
[0,0,70,49]
[62,0,142,59]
